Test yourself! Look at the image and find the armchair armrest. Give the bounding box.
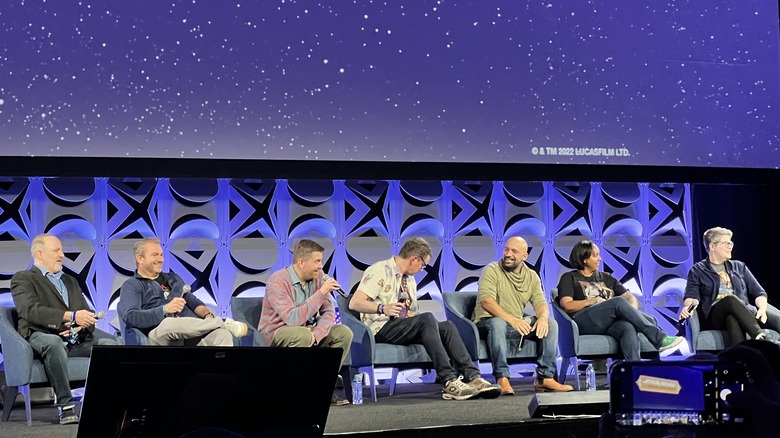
[229,297,264,347]
[336,294,375,368]
[549,289,579,357]
[0,307,34,386]
[686,309,701,353]
[442,292,481,361]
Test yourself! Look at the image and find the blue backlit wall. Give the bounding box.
[0,177,692,336]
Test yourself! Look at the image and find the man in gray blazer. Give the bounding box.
[11,234,117,425]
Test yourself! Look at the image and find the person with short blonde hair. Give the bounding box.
[680,227,780,346]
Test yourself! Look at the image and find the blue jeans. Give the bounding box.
[375,313,480,383]
[477,316,559,380]
[28,329,118,407]
[572,298,665,360]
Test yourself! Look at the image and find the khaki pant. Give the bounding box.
[271,324,352,367]
[149,317,233,346]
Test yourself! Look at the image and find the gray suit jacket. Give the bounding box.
[10,267,95,339]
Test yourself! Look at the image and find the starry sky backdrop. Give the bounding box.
[1,1,778,168]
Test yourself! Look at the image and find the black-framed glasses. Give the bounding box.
[417,256,429,269]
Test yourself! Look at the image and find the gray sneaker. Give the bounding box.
[58,405,79,425]
[466,377,501,399]
[442,376,480,400]
[223,318,248,338]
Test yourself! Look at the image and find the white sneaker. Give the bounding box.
[223,318,248,338]
[442,376,480,400]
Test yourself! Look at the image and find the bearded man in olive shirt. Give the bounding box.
[474,236,572,395]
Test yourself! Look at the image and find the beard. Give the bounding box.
[501,257,521,272]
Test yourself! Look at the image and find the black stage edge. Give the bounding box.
[324,418,600,438]
[529,390,610,418]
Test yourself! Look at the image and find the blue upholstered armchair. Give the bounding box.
[549,288,658,390]
[335,294,435,402]
[441,291,538,364]
[686,304,780,353]
[0,306,119,426]
[118,316,151,345]
[230,295,352,401]
[229,296,265,347]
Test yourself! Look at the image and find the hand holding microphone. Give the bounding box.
[72,309,101,328]
[679,300,698,324]
[320,274,348,298]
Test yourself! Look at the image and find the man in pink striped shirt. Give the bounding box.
[258,239,353,405]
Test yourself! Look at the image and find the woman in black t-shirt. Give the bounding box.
[556,240,683,360]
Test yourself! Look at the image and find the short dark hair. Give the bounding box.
[398,237,432,261]
[568,240,595,270]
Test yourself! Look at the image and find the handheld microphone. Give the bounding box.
[397,292,409,319]
[321,274,348,298]
[175,285,192,317]
[94,310,106,320]
[679,302,697,324]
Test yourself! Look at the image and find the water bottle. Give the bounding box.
[586,363,596,391]
[352,373,363,405]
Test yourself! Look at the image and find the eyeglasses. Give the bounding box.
[715,241,734,249]
[418,256,429,269]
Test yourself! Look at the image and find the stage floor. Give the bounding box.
[325,375,604,436]
[0,375,606,438]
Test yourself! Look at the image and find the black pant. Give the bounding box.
[708,295,761,347]
[375,313,479,383]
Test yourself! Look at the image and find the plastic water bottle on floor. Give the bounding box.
[352,373,363,405]
[586,363,596,391]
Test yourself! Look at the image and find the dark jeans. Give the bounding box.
[572,298,666,360]
[708,295,766,347]
[27,329,117,407]
[375,313,479,383]
[476,316,559,380]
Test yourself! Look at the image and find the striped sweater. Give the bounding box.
[258,267,336,346]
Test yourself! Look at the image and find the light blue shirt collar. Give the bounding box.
[35,263,63,280]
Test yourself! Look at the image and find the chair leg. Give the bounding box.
[2,386,19,422]
[19,385,32,426]
[365,367,377,402]
[558,357,570,384]
[571,358,581,391]
[388,368,399,396]
[341,366,353,403]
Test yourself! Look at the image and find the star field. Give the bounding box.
[0,0,778,168]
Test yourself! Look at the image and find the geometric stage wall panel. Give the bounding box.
[0,177,693,337]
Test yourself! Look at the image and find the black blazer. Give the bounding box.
[10,267,95,339]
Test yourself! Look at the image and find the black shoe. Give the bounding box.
[58,405,79,425]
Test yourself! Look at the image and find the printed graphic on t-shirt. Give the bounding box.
[578,281,614,300]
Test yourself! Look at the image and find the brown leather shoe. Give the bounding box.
[497,377,515,396]
[331,393,349,406]
[534,377,573,392]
